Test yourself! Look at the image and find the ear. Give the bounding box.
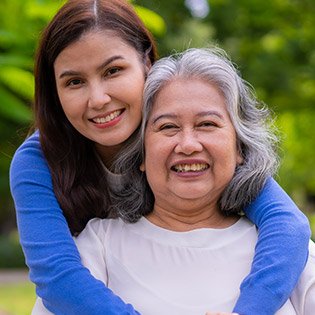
[236,152,244,165]
[140,162,145,172]
[145,55,152,73]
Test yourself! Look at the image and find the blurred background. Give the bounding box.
[0,0,314,313]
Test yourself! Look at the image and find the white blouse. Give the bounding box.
[33,217,315,314]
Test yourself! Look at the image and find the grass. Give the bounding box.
[0,282,35,315]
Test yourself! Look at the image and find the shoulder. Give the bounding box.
[9,130,53,197]
[75,218,124,242]
[10,130,46,170]
[83,218,111,234]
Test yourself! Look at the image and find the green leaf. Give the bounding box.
[26,0,66,22]
[0,86,32,123]
[0,30,17,47]
[0,66,34,100]
[134,5,166,37]
[0,54,33,69]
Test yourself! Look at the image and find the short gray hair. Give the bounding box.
[112,47,279,221]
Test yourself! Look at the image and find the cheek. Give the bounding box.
[130,89,144,112]
[132,104,142,121]
[143,137,165,172]
[211,137,239,168]
[128,73,145,102]
[143,154,156,193]
[59,94,84,119]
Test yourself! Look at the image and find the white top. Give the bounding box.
[33,217,315,314]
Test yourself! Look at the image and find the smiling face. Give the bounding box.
[142,78,243,220]
[54,30,148,161]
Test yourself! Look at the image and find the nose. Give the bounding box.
[174,130,203,155]
[88,82,111,109]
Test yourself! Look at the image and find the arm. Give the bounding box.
[9,131,140,315]
[233,177,311,315]
[32,218,110,315]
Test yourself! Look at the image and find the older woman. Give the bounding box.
[33,48,315,315]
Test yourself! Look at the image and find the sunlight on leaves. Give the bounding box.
[0,66,34,101]
[134,5,166,37]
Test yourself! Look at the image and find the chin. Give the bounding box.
[174,191,209,200]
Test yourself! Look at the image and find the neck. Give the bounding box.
[146,203,239,232]
[95,143,122,169]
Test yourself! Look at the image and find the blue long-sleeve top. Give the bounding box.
[10,131,311,315]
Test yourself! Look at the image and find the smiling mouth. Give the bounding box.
[90,109,123,124]
[171,163,209,173]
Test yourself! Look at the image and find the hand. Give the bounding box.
[205,313,239,315]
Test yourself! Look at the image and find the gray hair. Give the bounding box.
[112,47,279,221]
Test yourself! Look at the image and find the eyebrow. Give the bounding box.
[58,55,125,79]
[152,113,177,124]
[151,110,224,124]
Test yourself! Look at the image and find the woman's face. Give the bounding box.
[142,78,243,214]
[54,30,148,156]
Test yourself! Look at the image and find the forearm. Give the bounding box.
[10,134,140,315]
[234,177,310,314]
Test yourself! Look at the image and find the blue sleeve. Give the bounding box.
[9,131,140,315]
[233,177,311,315]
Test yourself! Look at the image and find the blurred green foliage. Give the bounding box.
[0,230,26,268]
[0,0,50,233]
[1,0,314,247]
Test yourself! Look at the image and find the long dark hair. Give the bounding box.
[33,0,157,235]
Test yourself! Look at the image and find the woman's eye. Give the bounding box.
[160,124,177,130]
[105,67,121,76]
[199,121,217,127]
[67,79,83,87]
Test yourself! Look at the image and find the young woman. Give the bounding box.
[10,0,310,314]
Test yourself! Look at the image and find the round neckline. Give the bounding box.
[126,216,254,249]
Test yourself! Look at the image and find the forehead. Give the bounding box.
[149,78,228,117]
[54,29,139,66]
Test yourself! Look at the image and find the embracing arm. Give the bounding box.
[233,177,311,315]
[9,132,139,315]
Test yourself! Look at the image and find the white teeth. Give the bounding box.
[92,110,121,124]
[173,163,209,172]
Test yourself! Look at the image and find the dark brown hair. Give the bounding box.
[33,0,157,235]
